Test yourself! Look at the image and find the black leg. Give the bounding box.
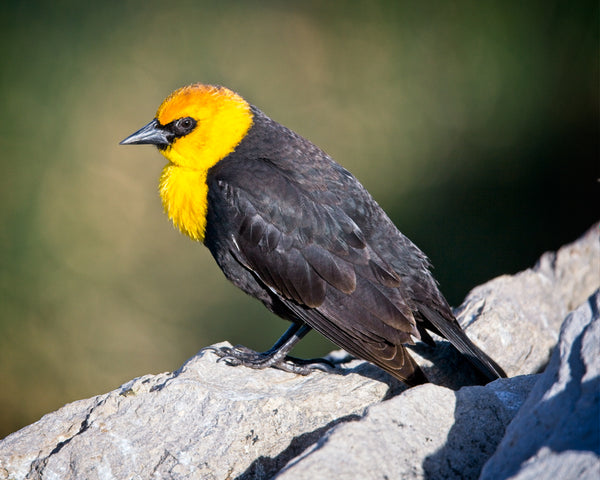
[206,323,335,375]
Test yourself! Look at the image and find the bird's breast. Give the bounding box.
[159,163,209,242]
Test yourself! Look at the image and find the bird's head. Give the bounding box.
[120,84,254,170]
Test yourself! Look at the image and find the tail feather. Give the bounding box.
[420,305,506,382]
[400,355,429,387]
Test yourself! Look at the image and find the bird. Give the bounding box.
[120,83,506,386]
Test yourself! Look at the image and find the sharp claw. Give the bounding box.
[202,344,340,376]
[218,356,241,366]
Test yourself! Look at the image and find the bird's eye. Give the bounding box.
[172,117,197,136]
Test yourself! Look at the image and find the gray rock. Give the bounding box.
[409,223,599,388]
[452,222,599,378]
[0,348,391,480]
[496,450,600,480]
[479,291,600,480]
[0,225,597,480]
[275,376,538,480]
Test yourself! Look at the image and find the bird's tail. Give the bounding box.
[420,305,507,382]
[401,357,430,387]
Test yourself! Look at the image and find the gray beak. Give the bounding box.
[120,119,171,146]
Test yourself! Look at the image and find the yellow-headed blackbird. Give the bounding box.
[121,84,506,386]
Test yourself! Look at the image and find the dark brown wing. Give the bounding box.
[208,155,428,383]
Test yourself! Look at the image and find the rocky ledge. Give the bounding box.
[1,225,598,480]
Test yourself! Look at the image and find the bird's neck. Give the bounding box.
[159,163,209,242]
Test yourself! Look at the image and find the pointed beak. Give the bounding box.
[120,119,171,146]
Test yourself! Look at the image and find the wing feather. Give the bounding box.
[216,160,421,350]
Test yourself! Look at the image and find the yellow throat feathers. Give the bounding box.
[156,84,253,242]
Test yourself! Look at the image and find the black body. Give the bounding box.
[203,106,505,385]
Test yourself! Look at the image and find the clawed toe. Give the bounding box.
[208,345,277,368]
[203,344,338,376]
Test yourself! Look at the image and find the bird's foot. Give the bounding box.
[205,345,336,375]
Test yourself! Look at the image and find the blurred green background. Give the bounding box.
[0,1,597,438]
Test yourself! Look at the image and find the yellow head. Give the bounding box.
[121,84,254,241]
[154,84,253,169]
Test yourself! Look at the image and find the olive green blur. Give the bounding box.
[0,1,597,437]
